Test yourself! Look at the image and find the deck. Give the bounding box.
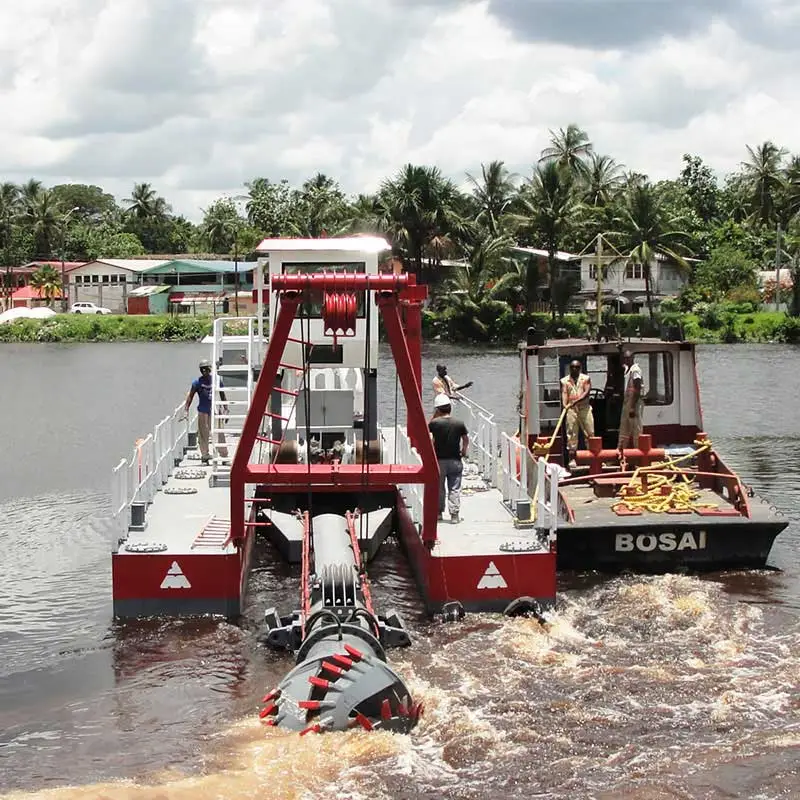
[433,462,548,557]
[560,481,780,528]
[116,451,235,558]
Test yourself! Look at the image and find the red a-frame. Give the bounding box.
[229,273,440,547]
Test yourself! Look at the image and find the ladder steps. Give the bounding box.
[273,387,298,397]
[256,436,281,446]
[279,362,303,371]
[265,411,290,421]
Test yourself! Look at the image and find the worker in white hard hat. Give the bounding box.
[428,393,469,523]
[184,358,228,465]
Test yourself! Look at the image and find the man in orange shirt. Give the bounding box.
[560,359,594,468]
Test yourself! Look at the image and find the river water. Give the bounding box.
[0,342,798,799]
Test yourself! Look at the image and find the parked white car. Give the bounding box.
[70,302,113,315]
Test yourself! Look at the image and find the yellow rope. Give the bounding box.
[613,439,717,515]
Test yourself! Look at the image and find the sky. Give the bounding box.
[1,0,799,221]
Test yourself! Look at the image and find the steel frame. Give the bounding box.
[230,275,440,547]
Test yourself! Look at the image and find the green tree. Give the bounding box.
[741,141,787,226]
[539,124,593,180]
[692,245,758,299]
[466,160,518,236]
[377,164,469,279]
[678,154,719,223]
[28,265,63,304]
[245,178,294,236]
[516,160,580,318]
[287,173,350,238]
[610,184,692,317]
[51,184,118,222]
[21,189,64,258]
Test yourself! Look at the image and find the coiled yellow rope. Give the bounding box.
[613,439,717,515]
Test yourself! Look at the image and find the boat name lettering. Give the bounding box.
[615,531,707,552]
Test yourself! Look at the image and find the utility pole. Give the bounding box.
[234,226,240,317]
[595,233,603,335]
[775,221,782,312]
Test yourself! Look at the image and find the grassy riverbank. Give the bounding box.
[1,310,800,344]
[0,314,216,342]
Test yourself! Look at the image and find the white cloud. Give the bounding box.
[0,0,798,220]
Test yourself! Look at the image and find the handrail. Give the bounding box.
[110,401,196,536]
[394,426,424,529]
[454,395,498,485]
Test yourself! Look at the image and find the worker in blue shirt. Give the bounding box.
[184,358,227,464]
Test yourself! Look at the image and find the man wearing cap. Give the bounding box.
[428,394,469,523]
[184,359,228,465]
[432,363,472,400]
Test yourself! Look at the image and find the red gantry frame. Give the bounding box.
[230,273,440,547]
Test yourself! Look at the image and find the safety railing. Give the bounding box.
[453,393,498,485]
[110,402,196,536]
[499,432,529,507]
[536,459,561,545]
[394,426,424,530]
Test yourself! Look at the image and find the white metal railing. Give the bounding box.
[110,402,196,536]
[500,432,528,506]
[453,392,499,484]
[394,425,424,529]
[536,459,561,545]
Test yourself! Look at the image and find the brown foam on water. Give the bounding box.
[0,717,410,800]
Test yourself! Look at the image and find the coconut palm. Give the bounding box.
[784,154,800,222]
[539,124,593,179]
[438,237,513,339]
[20,179,43,209]
[609,184,692,317]
[741,141,787,226]
[0,182,20,252]
[377,164,469,279]
[584,153,625,207]
[28,265,63,305]
[21,189,63,257]
[124,183,169,220]
[466,160,518,236]
[516,161,581,318]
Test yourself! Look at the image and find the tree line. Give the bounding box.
[2,125,800,321]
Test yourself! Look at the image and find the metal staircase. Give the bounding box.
[209,317,262,486]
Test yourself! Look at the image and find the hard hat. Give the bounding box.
[434,393,451,409]
[199,358,212,369]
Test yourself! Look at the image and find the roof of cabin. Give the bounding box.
[521,337,690,355]
[255,236,391,254]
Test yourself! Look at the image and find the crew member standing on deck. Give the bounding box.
[184,359,228,465]
[429,394,469,523]
[432,363,473,400]
[618,349,644,451]
[560,359,594,468]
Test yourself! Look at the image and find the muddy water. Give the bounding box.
[0,342,798,799]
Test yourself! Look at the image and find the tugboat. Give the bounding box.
[517,330,788,571]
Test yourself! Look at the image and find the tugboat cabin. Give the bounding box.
[519,336,703,462]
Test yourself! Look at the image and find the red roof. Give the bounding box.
[19,261,86,273]
[11,285,64,300]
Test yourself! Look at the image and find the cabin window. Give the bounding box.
[625,263,643,280]
[282,262,367,318]
[633,351,674,406]
[588,265,597,280]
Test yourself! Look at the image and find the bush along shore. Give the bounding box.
[0,314,221,343]
[1,308,800,344]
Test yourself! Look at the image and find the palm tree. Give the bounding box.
[124,183,169,220]
[201,200,238,253]
[609,184,692,317]
[21,189,62,257]
[29,265,63,305]
[466,160,518,236]
[20,179,43,210]
[438,237,513,339]
[516,161,581,318]
[784,154,800,222]
[0,182,20,252]
[377,164,469,279]
[584,154,625,207]
[741,141,787,226]
[539,124,593,179]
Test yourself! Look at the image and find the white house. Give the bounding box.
[580,254,689,312]
[68,259,170,312]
